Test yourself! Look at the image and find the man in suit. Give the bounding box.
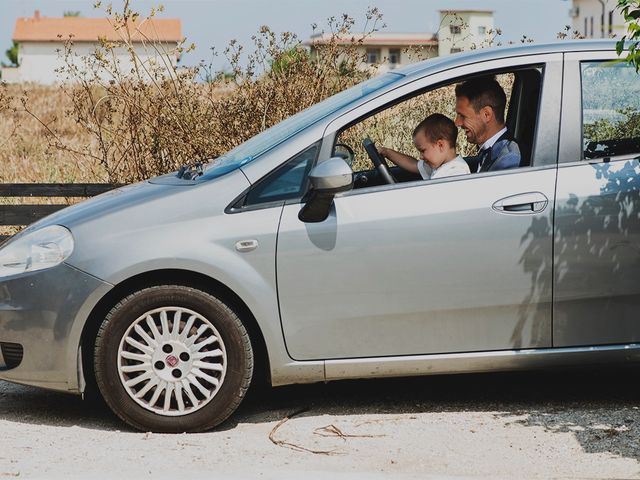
[454,76,521,173]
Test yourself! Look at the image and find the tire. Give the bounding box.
[94,285,253,433]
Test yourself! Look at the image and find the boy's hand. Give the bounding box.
[378,146,389,158]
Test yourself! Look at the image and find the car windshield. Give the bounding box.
[200,72,404,180]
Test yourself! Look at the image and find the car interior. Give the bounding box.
[333,66,544,190]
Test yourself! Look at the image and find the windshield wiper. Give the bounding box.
[176,162,204,180]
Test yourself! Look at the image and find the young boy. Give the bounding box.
[379,113,470,180]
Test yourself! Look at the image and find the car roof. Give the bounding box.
[397,40,620,79]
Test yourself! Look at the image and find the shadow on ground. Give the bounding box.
[1,366,640,460]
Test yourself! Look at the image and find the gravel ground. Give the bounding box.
[1,367,640,479]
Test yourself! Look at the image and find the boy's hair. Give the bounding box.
[413,113,457,148]
[454,75,507,124]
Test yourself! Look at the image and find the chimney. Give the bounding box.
[34,10,40,20]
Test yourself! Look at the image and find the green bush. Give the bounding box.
[617,0,640,71]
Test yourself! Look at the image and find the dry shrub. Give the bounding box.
[7,2,384,183]
[0,3,533,185]
[0,83,102,183]
[0,84,101,237]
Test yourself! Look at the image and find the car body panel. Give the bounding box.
[274,51,563,361]
[0,263,111,391]
[553,50,640,347]
[324,343,640,379]
[16,180,177,239]
[9,169,323,389]
[62,171,323,385]
[554,159,640,346]
[277,166,557,360]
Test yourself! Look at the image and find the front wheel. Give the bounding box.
[94,285,253,432]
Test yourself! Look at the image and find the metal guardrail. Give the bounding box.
[0,183,122,242]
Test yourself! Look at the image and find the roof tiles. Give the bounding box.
[13,14,182,43]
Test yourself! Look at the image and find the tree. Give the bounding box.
[63,11,81,17]
[616,0,640,71]
[4,41,18,66]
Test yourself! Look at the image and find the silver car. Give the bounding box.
[1,40,639,432]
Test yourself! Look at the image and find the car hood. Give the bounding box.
[15,169,251,241]
[15,180,173,239]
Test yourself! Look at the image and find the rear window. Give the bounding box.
[581,61,640,159]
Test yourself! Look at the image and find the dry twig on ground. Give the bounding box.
[313,424,385,440]
[268,408,342,456]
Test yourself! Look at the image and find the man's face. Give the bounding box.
[455,96,488,146]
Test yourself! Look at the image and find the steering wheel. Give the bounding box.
[362,137,396,184]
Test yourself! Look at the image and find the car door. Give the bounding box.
[276,54,563,361]
[554,51,640,347]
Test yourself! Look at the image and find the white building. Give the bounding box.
[306,9,494,74]
[306,32,439,73]
[2,11,182,84]
[438,10,494,57]
[568,0,626,38]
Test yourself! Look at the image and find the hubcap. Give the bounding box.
[117,307,227,417]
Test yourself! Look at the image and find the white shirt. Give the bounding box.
[417,155,470,180]
[480,126,508,151]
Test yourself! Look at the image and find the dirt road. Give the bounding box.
[1,368,640,479]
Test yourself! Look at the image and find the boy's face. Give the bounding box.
[413,131,448,169]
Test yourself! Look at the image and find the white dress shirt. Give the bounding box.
[480,126,508,151]
[417,155,470,180]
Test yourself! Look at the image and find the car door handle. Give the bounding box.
[492,192,548,214]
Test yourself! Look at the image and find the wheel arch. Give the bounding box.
[79,269,271,395]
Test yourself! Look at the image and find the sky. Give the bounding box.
[0,0,573,71]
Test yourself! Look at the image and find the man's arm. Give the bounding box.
[378,147,420,174]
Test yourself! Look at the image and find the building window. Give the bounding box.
[449,25,462,34]
[388,48,401,64]
[590,16,594,37]
[585,17,588,36]
[478,26,487,35]
[366,48,381,64]
[450,47,462,54]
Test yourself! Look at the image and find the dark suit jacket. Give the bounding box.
[465,131,521,173]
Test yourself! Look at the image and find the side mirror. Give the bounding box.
[298,157,353,223]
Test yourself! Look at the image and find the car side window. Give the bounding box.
[334,80,495,174]
[243,142,320,206]
[581,62,640,159]
[332,67,547,191]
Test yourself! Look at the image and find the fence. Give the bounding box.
[0,183,121,242]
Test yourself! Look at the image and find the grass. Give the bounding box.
[0,84,106,183]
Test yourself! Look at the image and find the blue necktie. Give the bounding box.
[478,147,492,172]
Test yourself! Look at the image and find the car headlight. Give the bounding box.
[0,225,74,277]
